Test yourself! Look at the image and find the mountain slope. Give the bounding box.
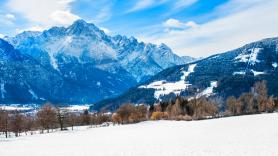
[0,39,71,103]
[7,20,194,82]
[1,20,194,104]
[92,37,278,111]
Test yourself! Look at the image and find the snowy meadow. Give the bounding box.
[1,113,277,156]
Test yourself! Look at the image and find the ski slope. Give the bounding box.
[1,113,278,156]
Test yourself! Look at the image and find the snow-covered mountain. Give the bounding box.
[92,37,278,111]
[7,19,194,82]
[1,20,194,105]
[0,39,74,104]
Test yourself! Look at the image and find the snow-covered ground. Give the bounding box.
[139,64,196,99]
[1,113,278,156]
[0,104,90,113]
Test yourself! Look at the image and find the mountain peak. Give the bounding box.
[68,19,103,36]
[159,43,171,50]
[71,19,90,27]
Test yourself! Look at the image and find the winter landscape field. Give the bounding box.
[1,113,278,156]
[1,0,278,156]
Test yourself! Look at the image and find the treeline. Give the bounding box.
[226,81,277,115]
[1,81,278,138]
[111,81,278,123]
[0,104,111,138]
[112,96,219,123]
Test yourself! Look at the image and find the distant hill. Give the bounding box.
[92,37,278,111]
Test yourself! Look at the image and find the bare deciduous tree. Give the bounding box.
[10,111,24,137]
[36,103,57,133]
[253,81,268,112]
[0,110,9,138]
[56,107,69,131]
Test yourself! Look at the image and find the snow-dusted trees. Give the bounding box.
[36,104,57,133]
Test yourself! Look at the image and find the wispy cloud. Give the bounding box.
[94,5,112,23]
[0,13,16,26]
[126,0,170,13]
[83,0,114,24]
[127,0,154,13]
[174,0,198,9]
[139,0,278,57]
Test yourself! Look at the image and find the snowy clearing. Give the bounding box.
[197,81,217,98]
[235,48,261,65]
[1,113,278,156]
[139,64,196,99]
[0,104,38,111]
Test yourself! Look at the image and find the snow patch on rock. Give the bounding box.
[28,89,38,100]
[233,71,246,75]
[1,83,6,99]
[272,62,278,68]
[49,53,59,70]
[251,70,265,76]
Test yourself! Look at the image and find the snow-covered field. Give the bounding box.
[1,113,278,156]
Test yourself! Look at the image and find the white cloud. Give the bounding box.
[0,33,5,38]
[174,0,198,9]
[6,0,80,29]
[139,0,278,57]
[50,10,79,25]
[163,18,199,29]
[0,13,16,26]
[5,13,15,20]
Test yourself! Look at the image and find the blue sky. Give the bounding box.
[0,0,278,57]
